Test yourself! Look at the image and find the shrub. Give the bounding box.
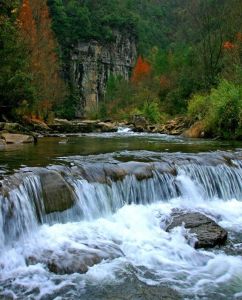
[142,101,160,123]
[205,80,242,139]
[188,80,242,139]
[188,94,210,121]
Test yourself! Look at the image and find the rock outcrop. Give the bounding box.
[48,118,118,133]
[152,117,190,135]
[69,30,137,116]
[166,211,228,249]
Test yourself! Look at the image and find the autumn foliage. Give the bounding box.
[18,0,37,48]
[131,56,151,83]
[223,41,236,50]
[18,0,66,120]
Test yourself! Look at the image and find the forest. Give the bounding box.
[1,0,242,139]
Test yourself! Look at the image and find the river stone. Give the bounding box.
[39,170,75,213]
[166,211,228,249]
[1,133,34,144]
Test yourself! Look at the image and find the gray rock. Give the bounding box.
[166,211,228,249]
[39,170,76,214]
[26,241,123,275]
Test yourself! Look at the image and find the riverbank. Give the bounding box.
[0,116,197,145]
[3,113,238,146]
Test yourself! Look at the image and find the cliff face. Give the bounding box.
[69,31,137,117]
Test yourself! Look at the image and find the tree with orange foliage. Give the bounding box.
[223,41,236,50]
[18,0,37,50]
[131,56,151,84]
[18,0,67,120]
[30,0,67,119]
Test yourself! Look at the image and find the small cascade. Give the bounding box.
[0,175,41,247]
[0,151,242,248]
[117,127,133,133]
[178,163,242,200]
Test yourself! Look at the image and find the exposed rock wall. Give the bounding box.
[70,31,137,117]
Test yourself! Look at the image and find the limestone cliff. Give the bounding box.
[69,31,137,117]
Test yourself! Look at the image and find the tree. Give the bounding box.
[131,56,151,84]
[0,0,34,119]
[18,0,67,119]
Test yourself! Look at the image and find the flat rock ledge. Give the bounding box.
[1,133,35,144]
[166,211,228,249]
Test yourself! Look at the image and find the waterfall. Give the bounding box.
[1,152,242,248]
[1,151,242,299]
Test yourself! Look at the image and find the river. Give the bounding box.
[0,130,242,299]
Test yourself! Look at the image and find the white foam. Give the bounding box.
[117,127,133,133]
[1,198,242,298]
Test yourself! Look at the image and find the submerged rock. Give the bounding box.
[39,170,76,214]
[83,276,182,300]
[166,211,228,249]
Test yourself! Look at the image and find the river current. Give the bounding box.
[0,130,242,299]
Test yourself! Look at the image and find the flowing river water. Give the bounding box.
[1,130,242,299]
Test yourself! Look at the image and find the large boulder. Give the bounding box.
[133,115,148,132]
[166,211,228,249]
[26,241,123,275]
[1,133,34,144]
[97,121,117,132]
[39,170,76,214]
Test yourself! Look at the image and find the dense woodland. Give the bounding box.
[1,0,242,138]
